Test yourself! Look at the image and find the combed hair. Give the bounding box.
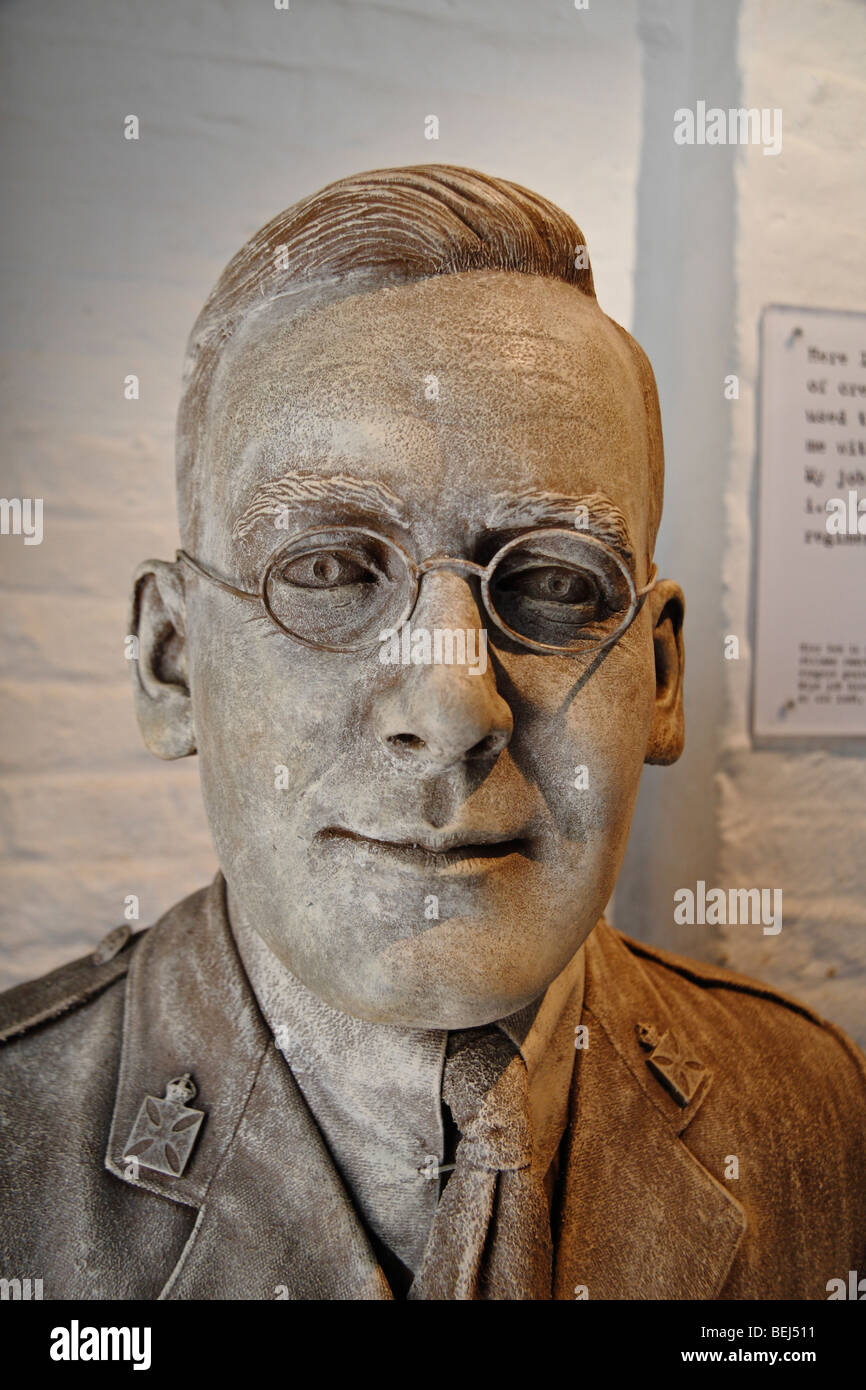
[177,164,663,549]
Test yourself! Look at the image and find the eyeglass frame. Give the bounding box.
[176,524,658,657]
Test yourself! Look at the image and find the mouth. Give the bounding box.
[318,826,532,875]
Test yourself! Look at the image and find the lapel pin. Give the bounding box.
[636,1022,707,1108]
[123,1073,205,1177]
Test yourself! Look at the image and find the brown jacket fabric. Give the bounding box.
[1,874,864,1300]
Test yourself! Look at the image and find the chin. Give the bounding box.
[324,925,568,1029]
[333,989,537,1032]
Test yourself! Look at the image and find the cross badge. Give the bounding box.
[636,1022,708,1108]
[122,1073,205,1177]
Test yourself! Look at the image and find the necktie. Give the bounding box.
[409,1028,554,1300]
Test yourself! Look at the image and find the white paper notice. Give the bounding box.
[753,305,866,741]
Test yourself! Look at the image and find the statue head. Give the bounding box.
[130,165,684,1028]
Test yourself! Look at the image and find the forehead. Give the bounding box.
[200,271,651,556]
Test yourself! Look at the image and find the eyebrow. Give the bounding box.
[232,472,409,539]
[233,472,636,570]
[486,488,636,569]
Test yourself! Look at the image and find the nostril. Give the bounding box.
[388,733,426,752]
[468,732,506,759]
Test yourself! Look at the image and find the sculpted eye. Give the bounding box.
[495,564,600,608]
[277,550,378,590]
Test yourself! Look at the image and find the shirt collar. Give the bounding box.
[498,947,586,1074]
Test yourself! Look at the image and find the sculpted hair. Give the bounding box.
[176,164,663,550]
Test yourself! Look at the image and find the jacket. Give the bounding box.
[1,874,864,1300]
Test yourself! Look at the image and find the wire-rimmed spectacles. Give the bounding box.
[176,525,657,656]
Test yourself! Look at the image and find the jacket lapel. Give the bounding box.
[105,875,391,1300]
[162,1043,392,1300]
[554,923,746,1300]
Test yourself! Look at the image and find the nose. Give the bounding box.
[373,571,513,776]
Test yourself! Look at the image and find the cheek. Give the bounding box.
[185,594,378,817]
[502,621,657,839]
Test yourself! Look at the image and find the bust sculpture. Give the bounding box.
[1,165,864,1300]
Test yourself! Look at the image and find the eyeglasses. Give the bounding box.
[176,525,657,656]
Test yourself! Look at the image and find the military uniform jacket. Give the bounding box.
[1,875,865,1300]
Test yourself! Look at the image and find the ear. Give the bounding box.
[129,558,196,759]
[644,579,685,765]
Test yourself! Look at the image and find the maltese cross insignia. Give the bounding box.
[636,1022,708,1108]
[122,1073,205,1177]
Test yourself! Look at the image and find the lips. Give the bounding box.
[318,825,531,872]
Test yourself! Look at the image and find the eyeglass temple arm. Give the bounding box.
[176,549,258,601]
[636,563,658,598]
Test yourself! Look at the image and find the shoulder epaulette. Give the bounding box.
[620,931,819,1018]
[0,925,141,1044]
[619,929,866,1083]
